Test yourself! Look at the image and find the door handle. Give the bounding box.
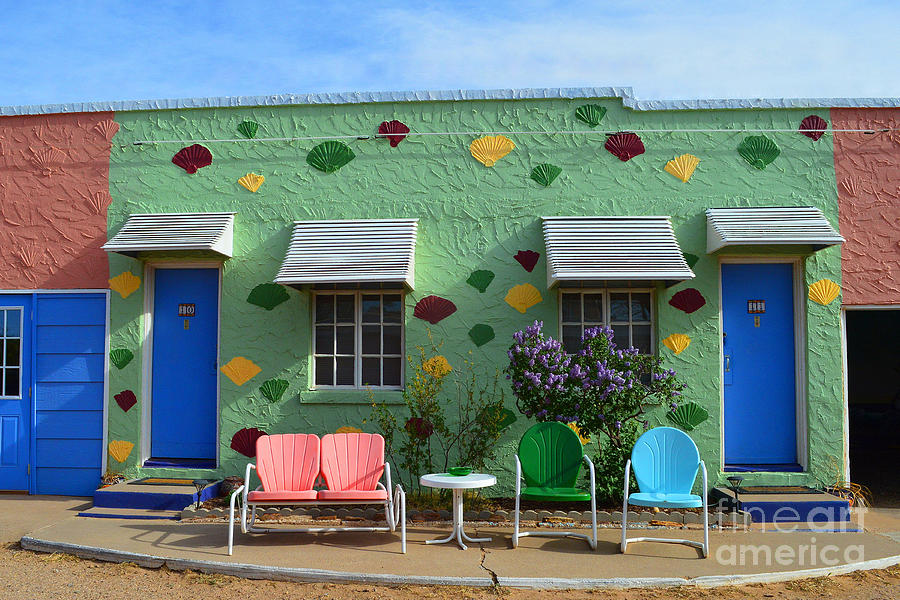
[724,355,731,372]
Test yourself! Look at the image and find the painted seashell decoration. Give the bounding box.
[799,115,828,141]
[378,119,410,147]
[668,288,707,314]
[92,119,119,142]
[114,390,137,412]
[246,283,290,310]
[575,104,607,128]
[109,271,141,299]
[605,132,645,161]
[664,154,700,182]
[514,250,540,272]
[504,283,542,313]
[468,323,495,347]
[259,378,289,403]
[662,333,691,355]
[666,401,709,431]
[237,120,260,139]
[220,356,262,386]
[230,427,267,458]
[109,348,134,369]
[172,144,213,174]
[470,135,515,167]
[466,270,495,293]
[737,135,780,170]
[530,163,562,187]
[413,295,457,324]
[808,279,840,305]
[108,440,134,463]
[238,172,265,192]
[307,140,356,173]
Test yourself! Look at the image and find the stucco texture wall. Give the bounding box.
[832,108,900,305]
[106,98,844,493]
[0,112,113,289]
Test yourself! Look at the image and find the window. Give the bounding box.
[313,292,403,388]
[1,308,22,398]
[560,290,654,354]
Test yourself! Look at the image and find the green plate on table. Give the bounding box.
[448,467,472,476]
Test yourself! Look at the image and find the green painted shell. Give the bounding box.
[530,163,562,187]
[466,269,495,293]
[738,135,780,170]
[666,401,709,431]
[683,253,700,269]
[246,283,290,310]
[260,378,289,403]
[307,140,355,173]
[478,406,517,430]
[237,120,259,139]
[468,323,495,347]
[109,348,134,370]
[575,104,607,128]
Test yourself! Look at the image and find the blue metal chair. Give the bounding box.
[621,427,709,557]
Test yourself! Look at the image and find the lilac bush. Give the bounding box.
[506,321,685,452]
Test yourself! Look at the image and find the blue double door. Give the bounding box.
[150,268,219,462]
[722,263,800,468]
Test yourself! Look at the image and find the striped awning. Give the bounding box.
[275,219,418,289]
[542,216,694,287]
[102,212,235,258]
[706,207,844,253]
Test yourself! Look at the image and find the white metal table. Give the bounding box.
[419,472,496,549]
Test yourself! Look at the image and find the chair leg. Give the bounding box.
[620,504,628,553]
[513,489,521,548]
[398,485,406,554]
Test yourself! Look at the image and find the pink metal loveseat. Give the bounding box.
[228,432,406,555]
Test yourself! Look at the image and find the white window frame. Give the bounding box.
[311,290,404,390]
[0,307,24,399]
[557,288,656,354]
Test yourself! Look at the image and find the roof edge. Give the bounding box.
[2,86,900,117]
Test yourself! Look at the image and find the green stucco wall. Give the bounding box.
[106,97,843,495]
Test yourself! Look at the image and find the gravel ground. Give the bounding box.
[1,541,897,599]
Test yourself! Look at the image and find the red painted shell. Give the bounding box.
[413,295,457,325]
[605,132,645,161]
[514,250,540,272]
[799,115,828,141]
[668,288,706,314]
[231,427,268,458]
[172,144,213,174]
[405,417,434,439]
[114,390,137,412]
[378,119,410,147]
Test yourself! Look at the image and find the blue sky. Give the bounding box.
[2,1,899,106]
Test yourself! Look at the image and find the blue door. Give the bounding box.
[151,268,219,461]
[0,297,31,491]
[722,263,798,467]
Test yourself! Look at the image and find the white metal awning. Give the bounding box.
[542,216,695,287]
[102,212,235,258]
[275,219,418,289]
[706,207,844,253]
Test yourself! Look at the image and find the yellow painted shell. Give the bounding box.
[504,283,542,313]
[238,172,265,192]
[220,356,262,386]
[664,154,700,182]
[336,426,363,434]
[662,333,691,355]
[808,278,840,305]
[108,440,134,463]
[567,422,591,445]
[470,135,515,167]
[109,271,141,299]
[422,355,452,378]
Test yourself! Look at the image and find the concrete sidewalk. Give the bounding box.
[17,510,900,589]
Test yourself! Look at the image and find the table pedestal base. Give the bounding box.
[426,488,491,550]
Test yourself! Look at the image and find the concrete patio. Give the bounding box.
[6,495,900,589]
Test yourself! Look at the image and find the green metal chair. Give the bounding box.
[513,422,597,550]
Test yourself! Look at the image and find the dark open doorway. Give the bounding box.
[846,309,900,507]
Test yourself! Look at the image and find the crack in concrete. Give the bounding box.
[478,546,500,587]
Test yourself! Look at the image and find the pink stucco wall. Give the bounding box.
[832,108,900,306]
[0,112,113,289]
